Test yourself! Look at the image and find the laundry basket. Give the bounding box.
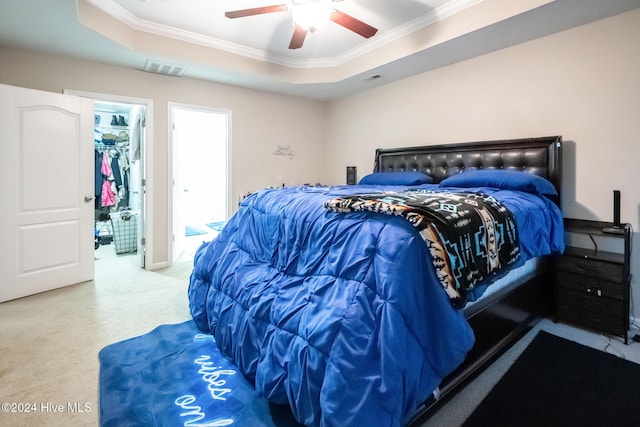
[110,209,137,254]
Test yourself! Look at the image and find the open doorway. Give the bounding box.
[171,104,230,263]
[64,89,153,270]
[93,99,146,268]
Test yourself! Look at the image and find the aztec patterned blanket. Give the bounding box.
[324,189,521,307]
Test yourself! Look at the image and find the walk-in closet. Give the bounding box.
[94,101,144,260]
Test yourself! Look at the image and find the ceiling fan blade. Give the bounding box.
[289,24,308,49]
[225,5,288,19]
[330,10,378,39]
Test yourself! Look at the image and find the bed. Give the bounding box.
[188,136,564,427]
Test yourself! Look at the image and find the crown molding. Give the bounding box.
[85,0,481,69]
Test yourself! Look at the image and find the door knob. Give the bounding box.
[84,196,94,202]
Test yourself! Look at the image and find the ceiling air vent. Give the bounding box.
[144,60,187,77]
[362,74,382,82]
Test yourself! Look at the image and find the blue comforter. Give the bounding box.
[188,184,564,426]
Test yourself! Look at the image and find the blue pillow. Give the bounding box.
[358,171,433,186]
[439,170,557,196]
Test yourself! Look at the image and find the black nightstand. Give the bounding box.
[554,218,632,344]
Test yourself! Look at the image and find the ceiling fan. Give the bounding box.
[225,0,378,49]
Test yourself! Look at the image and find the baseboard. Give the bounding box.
[147,261,170,271]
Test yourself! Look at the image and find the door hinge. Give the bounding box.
[141,237,146,246]
[142,118,146,127]
[141,178,146,187]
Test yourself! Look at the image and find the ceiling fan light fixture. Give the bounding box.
[292,0,333,33]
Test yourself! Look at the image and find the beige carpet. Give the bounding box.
[0,247,192,427]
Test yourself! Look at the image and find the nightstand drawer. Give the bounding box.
[557,287,624,317]
[555,271,625,300]
[557,298,626,336]
[555,256,625,283]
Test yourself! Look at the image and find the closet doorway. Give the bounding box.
[93,99,147,268]
[65,89,153,269]
[170,104,230,263]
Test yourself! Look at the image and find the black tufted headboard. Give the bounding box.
[374,136,562,200]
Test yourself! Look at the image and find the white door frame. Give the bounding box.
[65,89,154,269]
[168,102,231,263]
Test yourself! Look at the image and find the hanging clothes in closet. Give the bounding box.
[94,147,127,210]
[113,141,131,209]
[101,150,116,207]
[93,107,135,219]
[94,149,103,203]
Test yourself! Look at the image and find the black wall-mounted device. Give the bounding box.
[613,189,621,227]
[603,189,624,234]
[346,166,357,185]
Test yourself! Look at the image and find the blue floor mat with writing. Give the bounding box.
[98,321,301,427]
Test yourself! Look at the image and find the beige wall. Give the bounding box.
[326,9,640,322]
[0,47,328,269]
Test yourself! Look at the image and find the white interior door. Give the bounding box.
[0,84,94,302]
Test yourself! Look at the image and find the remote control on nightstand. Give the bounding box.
[602,226,625,235]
